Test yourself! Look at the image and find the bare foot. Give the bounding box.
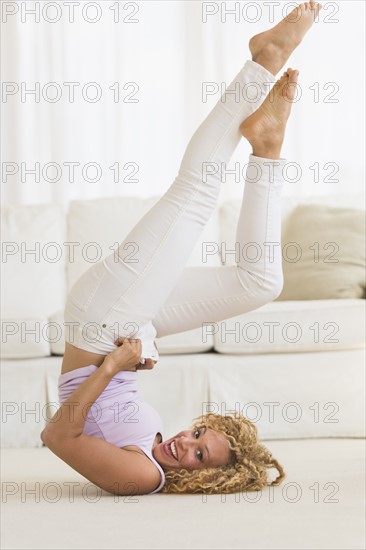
[250,1,322,75]
[240,69,299,160]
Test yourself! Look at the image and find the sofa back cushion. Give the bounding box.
[1,204,66,317]
[213,299,365,355]
[277,204,366,300]
[1,204,66,358]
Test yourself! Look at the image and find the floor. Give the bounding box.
[1,438,365,550]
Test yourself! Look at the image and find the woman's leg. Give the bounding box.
[65,2,321,358]
[65,60,277,354]
[151,69,300,338]
[151,156,285,338]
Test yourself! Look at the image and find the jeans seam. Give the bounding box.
[155,286,263,311]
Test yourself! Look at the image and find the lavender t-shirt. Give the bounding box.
[58,365,166,494]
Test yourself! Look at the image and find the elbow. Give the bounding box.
[41,426,80,449]
[41,426,62,449]
[40,427,53,447]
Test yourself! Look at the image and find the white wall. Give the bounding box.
[1,0,365,207]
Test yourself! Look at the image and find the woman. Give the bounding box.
[41,2,322,495]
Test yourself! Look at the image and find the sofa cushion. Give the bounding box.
[219,193,365,265]
[49,310,214,356]
[67,196,221,292]
[213,299,365,354]
[277,204,366,300]
[206,349,365,439]
[47,310,66,355]
[155,328,214,355]
[1,318,51,358]
[1,204,66,318]
[1,357,54,447]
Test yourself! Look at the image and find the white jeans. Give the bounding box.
[64,59,285,362]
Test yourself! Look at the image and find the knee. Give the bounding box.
[255,280,283,308]
[237,268,284,307]
[266,272,284,302]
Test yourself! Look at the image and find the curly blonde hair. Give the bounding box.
[161,411,285,494]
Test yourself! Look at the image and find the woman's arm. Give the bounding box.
[40,338,161,495]
[41,338,143,441]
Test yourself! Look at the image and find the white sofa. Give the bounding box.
[1,192,365,449]
[2,192,365,550]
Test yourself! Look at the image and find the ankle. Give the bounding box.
[252,143,283,160]
[251,46,284,76]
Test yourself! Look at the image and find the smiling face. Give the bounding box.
[152,426,233,471]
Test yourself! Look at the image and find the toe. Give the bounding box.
[282,70,300,101]
[288,70,300,85]
[275,73,289,89]
[310,1,322,13]
[276,72,290,90]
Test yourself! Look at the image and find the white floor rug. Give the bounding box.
[1,438,365,550]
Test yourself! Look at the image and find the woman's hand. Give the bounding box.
[104,337,156,373]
